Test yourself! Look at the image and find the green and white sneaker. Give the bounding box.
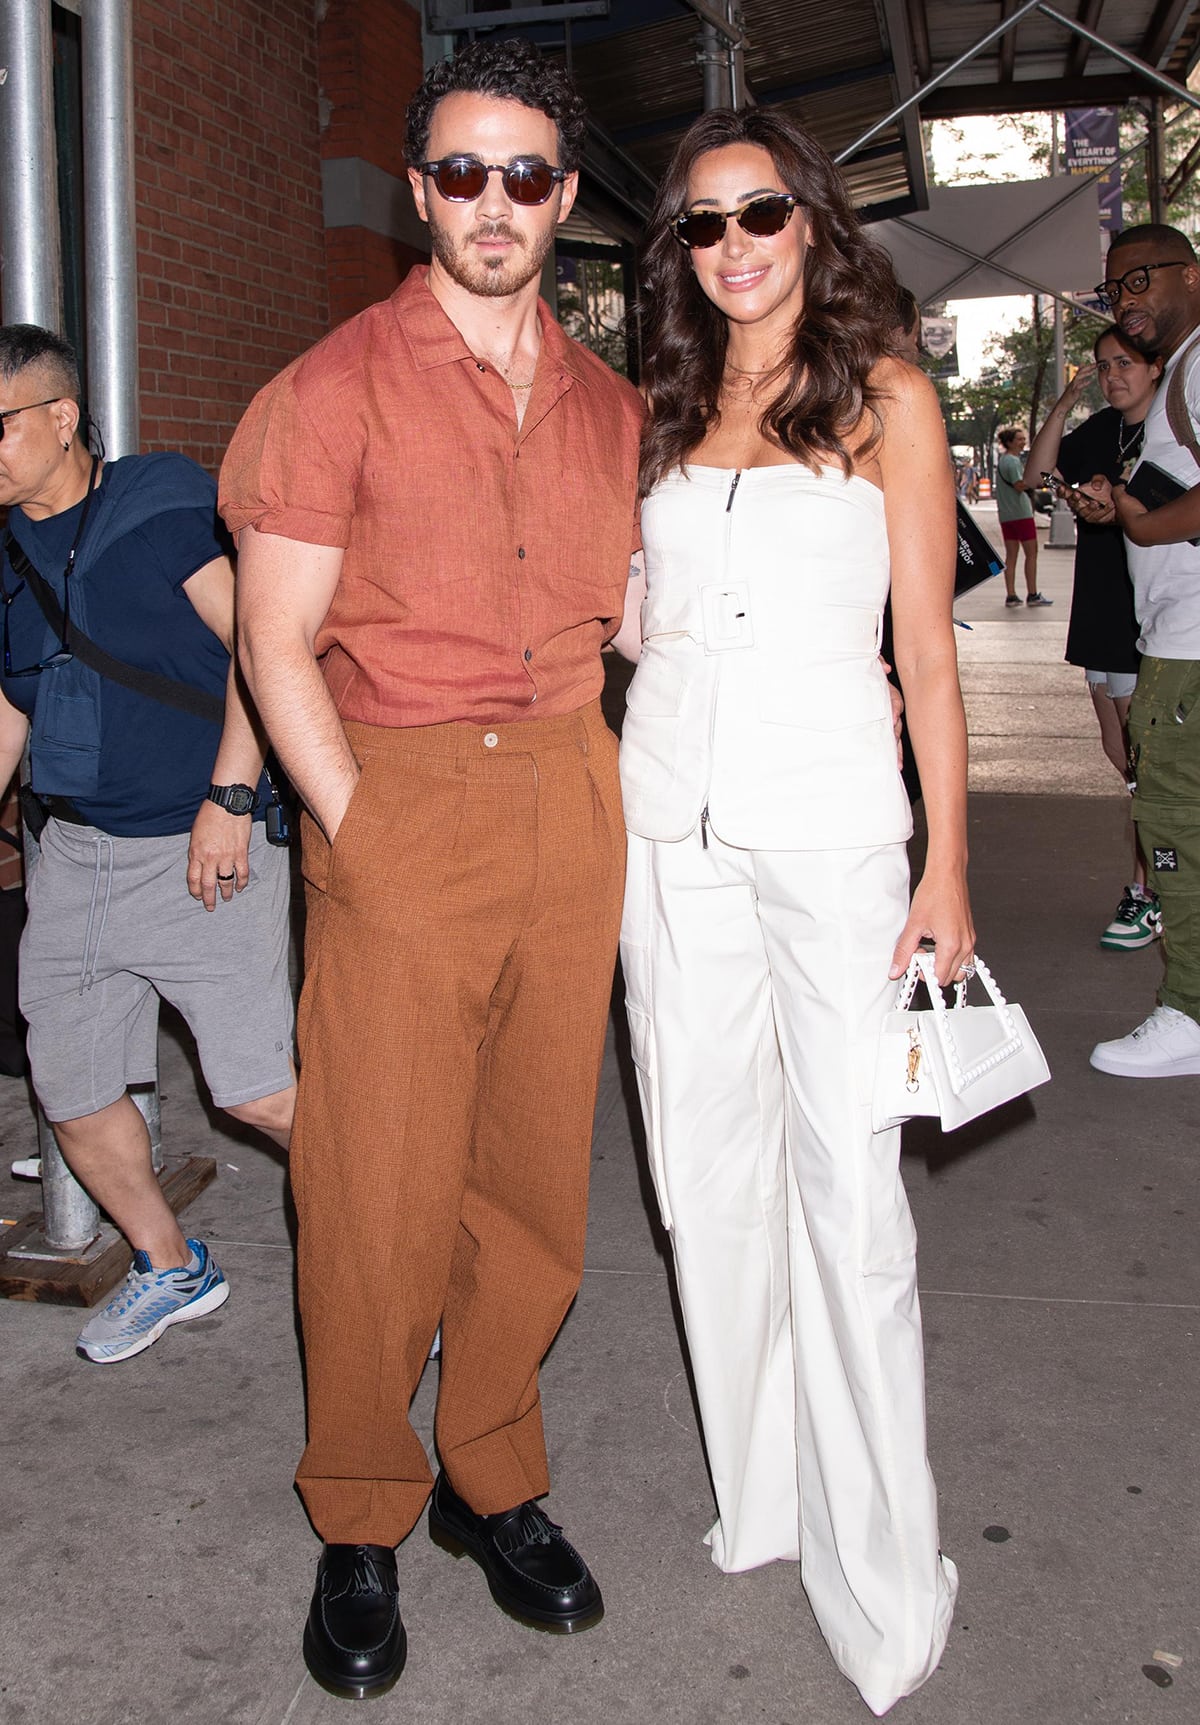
[77,1238,229,1363]
[1100,886,1162,951]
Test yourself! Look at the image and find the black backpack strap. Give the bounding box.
[2,530,224,726]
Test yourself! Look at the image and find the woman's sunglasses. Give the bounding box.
[419,156,567,206]
[671,193,798,251]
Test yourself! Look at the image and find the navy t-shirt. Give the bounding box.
[1,467,240,835]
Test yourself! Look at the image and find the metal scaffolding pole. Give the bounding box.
[728,5,749,112]
[0,0,64,327]
[0,4,99,1252]
[699,21,731,111]
[1147,97,1166,224]
[82,0,138,456]
[1046,118,1076,549]
[1049,117,1065,402]
[837,0,1200,170]
[685,0,742,110]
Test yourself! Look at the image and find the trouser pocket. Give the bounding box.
[1130,658,1200,808]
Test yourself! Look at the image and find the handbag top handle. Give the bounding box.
[896,952,1024,1093]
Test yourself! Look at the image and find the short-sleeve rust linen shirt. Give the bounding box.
[219,266,644,728]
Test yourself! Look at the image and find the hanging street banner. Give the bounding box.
[1064,108,1123,234]
[921,314,959,381]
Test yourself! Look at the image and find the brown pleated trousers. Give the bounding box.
[291,701,625,1547]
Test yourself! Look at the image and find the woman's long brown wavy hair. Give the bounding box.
[638,108,901,497]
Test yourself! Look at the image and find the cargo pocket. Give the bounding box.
[1130,662,1200,808]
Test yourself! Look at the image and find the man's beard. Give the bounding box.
[427,209,555,299]
[1118,317,1159,356]
[1120,300,1188,357]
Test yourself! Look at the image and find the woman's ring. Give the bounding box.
[216,870,236,882]
[960,960,976,979]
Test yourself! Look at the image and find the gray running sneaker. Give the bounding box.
[77,1238,229,1363]
[1100,886,1162,951]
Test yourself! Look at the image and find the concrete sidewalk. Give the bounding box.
[1,534,1196,1724]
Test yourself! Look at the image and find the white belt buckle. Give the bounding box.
[699,582,754,654]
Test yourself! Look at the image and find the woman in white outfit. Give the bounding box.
[612,110,974,1715]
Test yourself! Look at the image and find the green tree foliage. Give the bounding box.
[556,259,630,376]
[924,91,1200,471]
[928,100,1200,234]
[925,113,1050,183]
[934,303,1101,475]
[1120,100,1200,234]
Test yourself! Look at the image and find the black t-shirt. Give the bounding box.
[1057,406,1142,673]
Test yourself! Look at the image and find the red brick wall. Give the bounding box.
[319,0,428,327]
[325,227,426,331]
[321,0,422,181]
[134,0,329,472]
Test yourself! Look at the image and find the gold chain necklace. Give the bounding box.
[476,347,539,391]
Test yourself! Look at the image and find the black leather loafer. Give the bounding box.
[428,1471,603,1633]
[302,1542,407,1699]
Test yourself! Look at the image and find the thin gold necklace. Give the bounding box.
[476,346,539,390]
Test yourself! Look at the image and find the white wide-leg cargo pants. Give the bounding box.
[620,825,956,1717]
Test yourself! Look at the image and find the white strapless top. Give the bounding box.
[620,463,913,849]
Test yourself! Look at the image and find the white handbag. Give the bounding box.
[872,951,1050,1133]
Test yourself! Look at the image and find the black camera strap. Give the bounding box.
[2,530,224,726]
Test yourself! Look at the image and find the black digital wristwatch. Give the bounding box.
[207,782,257,816]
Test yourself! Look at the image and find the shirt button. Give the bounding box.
[524,648,532,662]
[517,547,526,559]
[476,362,485,371]
[483,732,499,749]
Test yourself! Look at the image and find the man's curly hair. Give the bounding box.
[404,37,587,173]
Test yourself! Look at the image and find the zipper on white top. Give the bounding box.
[702,471,743,851]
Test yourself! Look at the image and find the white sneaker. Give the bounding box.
[1090,1005,1200,1078]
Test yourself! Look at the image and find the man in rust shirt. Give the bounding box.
[219,39,642,1698]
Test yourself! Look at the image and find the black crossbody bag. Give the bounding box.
[2,530,293,842]
[3,530,225,724]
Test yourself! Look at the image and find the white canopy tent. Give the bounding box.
[870,176,1106,306]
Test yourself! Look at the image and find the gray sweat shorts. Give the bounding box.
[19,817,295,1122]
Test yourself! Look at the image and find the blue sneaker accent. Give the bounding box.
[77,1237,229,1364]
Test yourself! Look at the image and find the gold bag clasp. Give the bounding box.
[905,1026,922,1093]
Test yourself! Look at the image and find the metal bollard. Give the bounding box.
[1048,500,1077,549]
[37,1067,164,1250]
[130,1080,163,1174]
[37,1109,100,1252]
